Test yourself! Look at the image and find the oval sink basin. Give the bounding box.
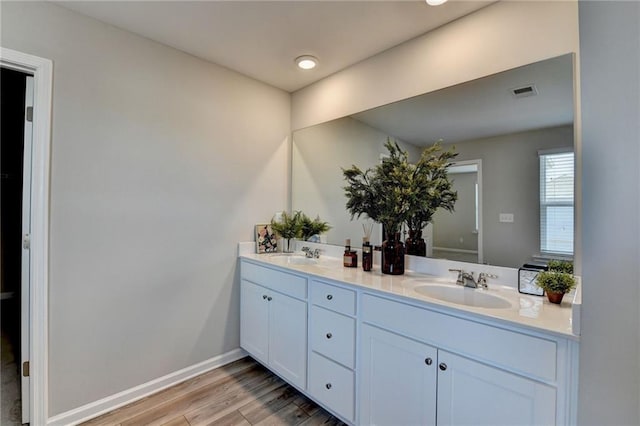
[414,284,512,309]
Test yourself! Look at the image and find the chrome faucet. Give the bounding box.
[449,269,477,288]
[301,246,321,259]
[449,269,498,289]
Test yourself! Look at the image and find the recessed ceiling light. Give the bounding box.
[296,55,318,70]
[426,0,448,5]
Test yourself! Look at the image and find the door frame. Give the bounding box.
[1,47,52,425]
[445,159,483,264]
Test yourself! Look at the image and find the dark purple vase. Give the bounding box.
[381,232,405,275]
[405,230,427,257]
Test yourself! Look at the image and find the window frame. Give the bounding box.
[539,148,575,257]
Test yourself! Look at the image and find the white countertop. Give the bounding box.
[239,244,580,341]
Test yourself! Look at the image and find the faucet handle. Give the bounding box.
[477,272,498,289]
[449,269,465,285]
[479,272,498,279]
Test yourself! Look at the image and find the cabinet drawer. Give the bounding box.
[309,352,355,423]
[241,261,307,300]
[362,293,557,382]
[310,280,356,315]
[310,306,356,369]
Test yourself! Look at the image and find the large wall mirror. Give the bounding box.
[292,54,575,268]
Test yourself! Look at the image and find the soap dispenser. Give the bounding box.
[343,239,358,268]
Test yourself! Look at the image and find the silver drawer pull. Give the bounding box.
[425,357,432,366]
[267,296,272,301]
[326,333,332,339]
[439,363,447,371]
[325,383,332,390]
[326,294,333,300]
[263,295,268,300]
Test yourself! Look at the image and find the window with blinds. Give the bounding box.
[539,151,574,255]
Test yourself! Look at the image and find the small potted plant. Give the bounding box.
[270,211,303,253]
[299,213,331,242]
[536,260,576,304]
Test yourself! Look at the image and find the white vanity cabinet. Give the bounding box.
[307,280,357,423]
[240,260,308,390]
[239,254,578,426]
[360,293,566,426]
[360,324,438,425]
[436,350,556,426]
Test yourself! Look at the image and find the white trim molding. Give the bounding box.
[48,348,248,426]
[0,46,53,426]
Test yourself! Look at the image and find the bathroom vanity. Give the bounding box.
[239,245,579,425]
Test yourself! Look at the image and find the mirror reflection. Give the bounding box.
[292,54,574,268]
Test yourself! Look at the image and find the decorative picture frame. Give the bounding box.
[255,224,277,254]
[518,267,545,296]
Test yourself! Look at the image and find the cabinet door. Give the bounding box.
[269,291,308,389]
[437,350,557,426]
[360,324,437,426]
[240,280,270,365]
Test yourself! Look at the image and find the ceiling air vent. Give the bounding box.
[510,84,538,99]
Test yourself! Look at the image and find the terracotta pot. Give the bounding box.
[546,291,565,304]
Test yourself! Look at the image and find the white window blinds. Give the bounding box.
[539,151,574,255]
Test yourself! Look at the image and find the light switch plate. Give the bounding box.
[499,213,514,223]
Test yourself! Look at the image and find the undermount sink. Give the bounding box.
[414,284,512,309]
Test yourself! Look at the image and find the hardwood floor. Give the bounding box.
[81,357,346,426]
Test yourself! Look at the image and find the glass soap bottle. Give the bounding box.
[343,239,358,268]
[362,237,372,271]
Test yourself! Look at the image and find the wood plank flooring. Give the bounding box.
[81,357,346,426]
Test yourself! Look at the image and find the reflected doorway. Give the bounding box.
[426,160,483,264]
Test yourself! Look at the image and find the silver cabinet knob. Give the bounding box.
[325,383,332,390]
[326,333,332,339]
[267,296,272,301]
[425,358,432,366]
[439,363,447,371]
[326,294,333,300]
[263,295,268,300]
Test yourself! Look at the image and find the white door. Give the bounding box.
[360,324,437,426]
[436,350,556,426]
[268,291,307,389]
[240,280,270,365]
[21,75,34,425]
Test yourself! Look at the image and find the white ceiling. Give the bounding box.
[56,0,492,92]
[352,54,575,145]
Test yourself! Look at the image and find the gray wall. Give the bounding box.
[1,2,291,416]
[291,1,578,130]
[446,125,573,268]
[292,116,420,247]
[579,2,640,424]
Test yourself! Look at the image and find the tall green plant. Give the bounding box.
[406,142,458,232]
[343,139,458,238]
[343,140,414,236]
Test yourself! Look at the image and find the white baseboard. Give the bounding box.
[47,348,247,426]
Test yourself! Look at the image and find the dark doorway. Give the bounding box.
[1,66,29,425]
